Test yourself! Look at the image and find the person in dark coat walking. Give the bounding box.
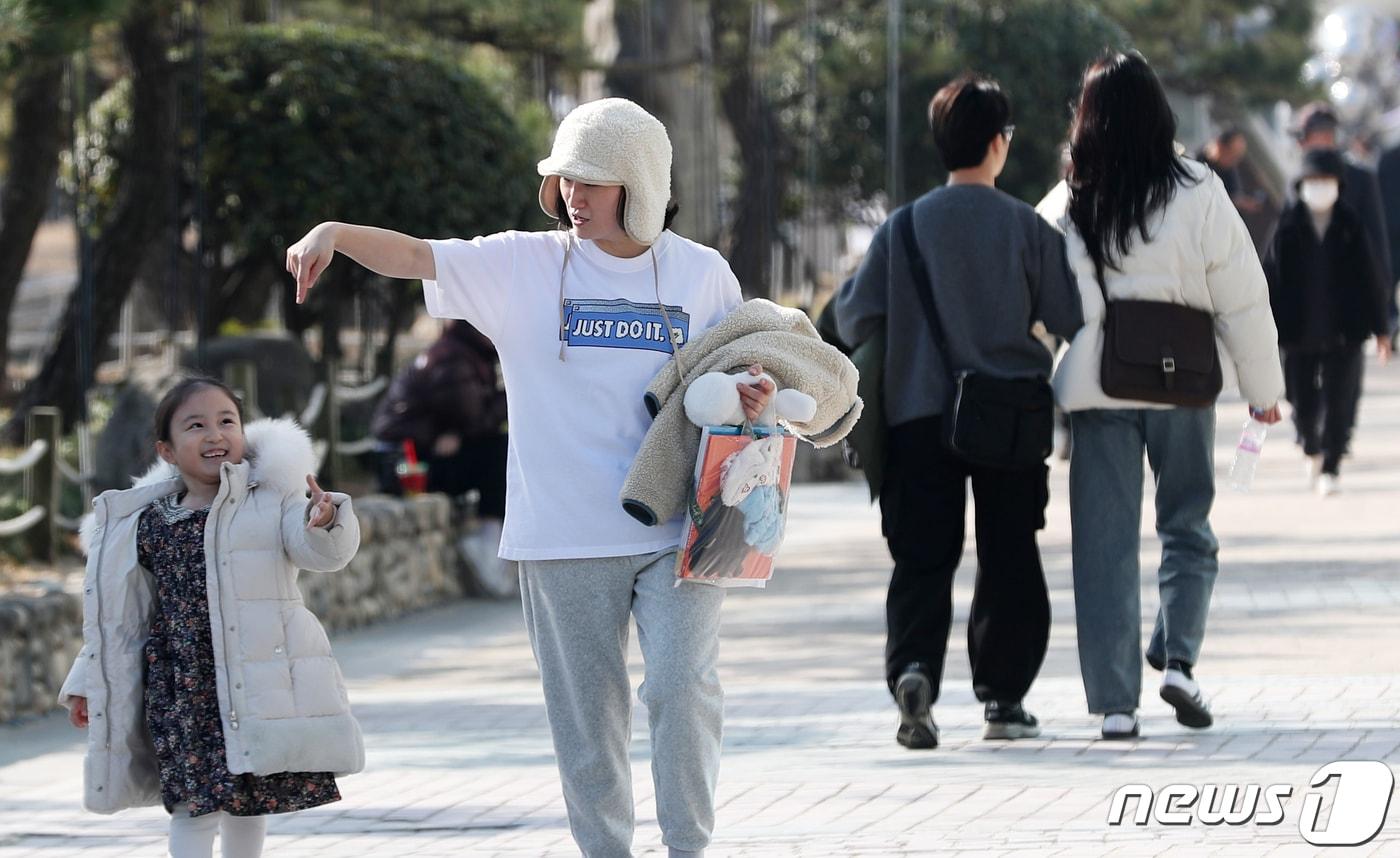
[1296,102,1394,336]
[1264,148,1393,496]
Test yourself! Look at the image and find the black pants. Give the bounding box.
[881,417,1050,705]
[1284,346,1364,475]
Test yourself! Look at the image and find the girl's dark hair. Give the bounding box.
[1067,51,1199,278]
[552,186,681,235]
[153,377,245,444]
[928,74,1011,171]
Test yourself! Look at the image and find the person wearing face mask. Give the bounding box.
[1263,148,1393,496]
[1298,102,1397,354]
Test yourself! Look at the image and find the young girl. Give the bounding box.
[286,97,771,858]
[58,378,363,858]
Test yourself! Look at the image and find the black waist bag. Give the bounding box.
[1100,298,1222,409]
[947,371,1055,468]
[897,206,1054,470]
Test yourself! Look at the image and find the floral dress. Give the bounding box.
[139,494,340,817]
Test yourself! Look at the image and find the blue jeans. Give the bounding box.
[1069,407,1219,714]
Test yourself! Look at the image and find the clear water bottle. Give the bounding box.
[1228,415,1269,491]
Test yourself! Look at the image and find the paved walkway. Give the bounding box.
[4,360,1400,857]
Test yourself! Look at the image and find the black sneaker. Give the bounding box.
[894,664,938,750]
[1160,667,1213,729]
[982,700,1042,740]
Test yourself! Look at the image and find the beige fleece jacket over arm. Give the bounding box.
[621,299,862,526]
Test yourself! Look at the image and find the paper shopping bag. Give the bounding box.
[676,425,797,588]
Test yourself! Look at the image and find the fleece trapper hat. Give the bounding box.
[537,98,673,245]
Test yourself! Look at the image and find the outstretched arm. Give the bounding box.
[286,222,436,304]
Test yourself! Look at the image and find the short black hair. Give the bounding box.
[552,186,681,234]
[153,377,245,444]
[1297,101,1340,139]
[928,74,1011,171]
[1216,127,1245,146]
[1300,147,1346,183]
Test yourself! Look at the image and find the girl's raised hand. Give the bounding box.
[306,474,336,529]
[286,224,338,305]
[69,695,88,728]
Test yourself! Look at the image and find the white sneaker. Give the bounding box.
[1160,668,1212,728]
[1101,712,1140,740]
[1317,474,1341,497]
[1305,454,1323,488]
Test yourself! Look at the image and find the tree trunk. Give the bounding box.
[710,0,794,299]
[0,55,68,392]
[605,0,722,247]
[5,2,177,440]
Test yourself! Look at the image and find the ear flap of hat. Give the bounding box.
[538,175,562,220]
[620,138,671,245]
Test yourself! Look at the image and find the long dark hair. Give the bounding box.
[1067,51,1198,278]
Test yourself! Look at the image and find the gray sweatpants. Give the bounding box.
[519,549,725,858]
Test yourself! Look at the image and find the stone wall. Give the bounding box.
[0,586,83,725]
[0,493,468,725]
[300,494,464,631]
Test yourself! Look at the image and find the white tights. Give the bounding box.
[167,805,267,858]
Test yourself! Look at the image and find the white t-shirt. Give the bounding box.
[424,229,743,560]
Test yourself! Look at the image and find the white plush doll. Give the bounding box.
[682,370,818,428]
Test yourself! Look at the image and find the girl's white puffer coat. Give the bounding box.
[57,418,364,814]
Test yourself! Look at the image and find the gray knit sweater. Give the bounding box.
[834,184,1084,427]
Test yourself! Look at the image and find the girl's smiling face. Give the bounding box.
[156,386,247,488]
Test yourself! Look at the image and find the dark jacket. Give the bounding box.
[1375,145,1400,329]
[371,320,507,451]
[1343,158,1394,301]
[1264,198,1389,348]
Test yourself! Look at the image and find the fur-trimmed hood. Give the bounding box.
[128,416,317,494]
[81,418,320,554]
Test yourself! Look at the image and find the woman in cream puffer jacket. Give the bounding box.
[1035,52,1284,743]
[57,417,363,814]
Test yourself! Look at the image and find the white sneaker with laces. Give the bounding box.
[1317,473,1341,497]
[1160,668,1212,728]
[1101,712,1139,740]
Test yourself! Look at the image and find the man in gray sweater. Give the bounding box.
[834,74,1083,750]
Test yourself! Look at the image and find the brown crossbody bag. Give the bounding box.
[1095,264,1222,408]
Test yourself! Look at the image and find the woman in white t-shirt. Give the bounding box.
[286,98,767,858]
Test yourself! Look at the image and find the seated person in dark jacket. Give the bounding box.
[371,319,513,594]
[1263,148,1392,497]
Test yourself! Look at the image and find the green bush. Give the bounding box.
[68,23,542,321]
[200,24,540,260]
